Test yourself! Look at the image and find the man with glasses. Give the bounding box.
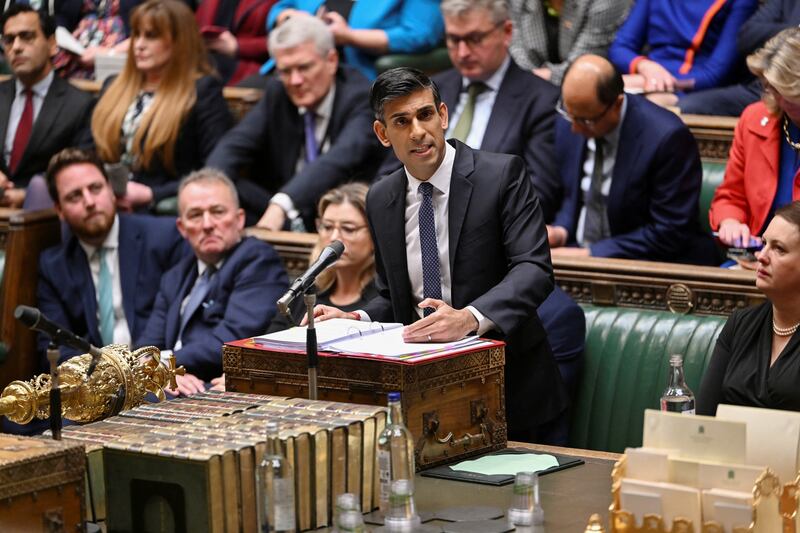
[207,15,385,228]
[548,54,717,264]
[136,168,288,396]
[0,4,93,208]
[429,0,561,221]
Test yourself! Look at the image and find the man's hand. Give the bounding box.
[300,304,359,325]
[532,67,552,81]
[636,59,676,93]
[402,299,478,343]
[205,30,238,57]
[257,203,286,230]
[0,188,24,207]
[166,372,206,396]
[551,246,590,257]
[117,181,153,211]
[321,10,351,45]
[547,225,567,248]
[210,374,225,391]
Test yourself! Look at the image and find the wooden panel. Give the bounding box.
[681,113,737,162]
[245,228,316,279]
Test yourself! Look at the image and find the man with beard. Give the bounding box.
[37,148,188,365]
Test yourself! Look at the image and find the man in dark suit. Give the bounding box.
[206,15,386,228]
[315,68,568,442]
[548,55,716,264]
[0,5,93,208]
[37,148,188,365]
[431,0,560,221]
[136,169,288,396]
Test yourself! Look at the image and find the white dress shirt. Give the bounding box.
[445,56,510,149]
[174,257,225,351]
[78,215,131,346]
[4,70,54,166]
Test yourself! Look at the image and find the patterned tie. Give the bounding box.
[418,182,442,317]
[304,111,318,163]
[583,137,609,245]
[97,248,115,345]
[450,82,487,143]
[177,266,216,346]
[9,89,33,175]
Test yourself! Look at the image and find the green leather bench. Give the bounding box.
[700,160,726,234]
[375,48,452,76]
[568,305,727,453]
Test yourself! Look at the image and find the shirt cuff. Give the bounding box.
[466,305,495,336]
[354,310,371,322]
[270,193,298,220]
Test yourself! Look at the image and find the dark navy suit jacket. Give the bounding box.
[136,237,288,382]
[553,94,716,264]
[737,0,800,56]
[36,214,189,364]
[363,140,567,432]
[433,60,561,222]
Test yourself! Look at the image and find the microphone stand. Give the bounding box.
[46,342,62,440]
[304,285,318,401]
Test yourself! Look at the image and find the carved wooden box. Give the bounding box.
[0,434,85,532]
[223,339,508,469]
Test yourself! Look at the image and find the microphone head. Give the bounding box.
[328,240,345,258]
[14,305,39,328]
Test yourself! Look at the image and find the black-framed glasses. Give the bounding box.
[1,30,37,48]
[445,21,504,49]
[555,98,616,127]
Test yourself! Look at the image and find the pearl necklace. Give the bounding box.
[773,319,800,337]
[782,116,800,151]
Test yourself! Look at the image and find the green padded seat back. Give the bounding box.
[700,161,726,234]
[375,48,452,76]
[569,305,726,453]
[154,196,178,216]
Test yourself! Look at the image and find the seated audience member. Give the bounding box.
[267,0,444,80]
[91,0,233,212]
[698,201,800,415]
[547,55,717,264]
[430,0,561,221]
[710,28,800,250]
[206,15,386,228]
[0,5,93,209]
[508,0,631,86]
[609,0,758,108]
[679,0,800,117]
[196,0,278,85]
[136,168,289,395]
[37,148,188,364]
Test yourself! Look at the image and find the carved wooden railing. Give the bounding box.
[680,113,738,162]
[245,228,317,280]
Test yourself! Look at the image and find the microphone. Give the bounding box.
[15,305,104,377]
[277,240,345,315]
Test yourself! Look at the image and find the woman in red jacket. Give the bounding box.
[711,27,800,247]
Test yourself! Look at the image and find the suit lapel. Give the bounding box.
[448,141,474,276]
[165,257,198,348]
[608,100,644,220]
[381,172,414,323]
[481,64,521,152]
[117,216,143,338]
[66,238,100,344]
[21,77,64,171]
[438,72,461,116]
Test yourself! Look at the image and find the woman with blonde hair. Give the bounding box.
[710,27,800,248]
[268,182,376,331]
[91,0,233,210]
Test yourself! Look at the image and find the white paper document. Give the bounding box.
[255,318,403,351]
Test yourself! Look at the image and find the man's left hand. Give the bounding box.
[551,246,590,257]
[402,299,478,343]
[0,188,25,207]
[166,372,206,396]
[257,203,286,231]
[205,31,238,57]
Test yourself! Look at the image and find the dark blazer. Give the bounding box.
[0,75,93,188]
[363,140,567,431]
[97,75,233,203]
[737,0,800,56]
[206,66,387,222]
[553,95,716,263]
[433,60,561,222]
[136,237,289,382]
[36,214,189,365]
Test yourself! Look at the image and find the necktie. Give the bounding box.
[177,266,216,346]
[9,89,33,175]
[583,138,610,245]
[418,182,442,317]
[304,111,318,163]
[97,248,115,345]
[450,82,487,143]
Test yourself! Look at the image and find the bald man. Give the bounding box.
[547,55,717,264]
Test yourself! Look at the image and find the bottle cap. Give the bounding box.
[388,392,401,402]
[669,354,683,365]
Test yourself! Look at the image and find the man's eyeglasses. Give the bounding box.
[317,220,367,239]
[555,98,616,127]
[1,30,37,48]
[445,21,504,49]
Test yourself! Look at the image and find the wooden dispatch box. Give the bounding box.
[0,434,85,532]
[223,338,508,469]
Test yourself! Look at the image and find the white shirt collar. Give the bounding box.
[300,83,336,121]
[78,214,120,258]
[196,258,224,277]
[16,70,54,99]
[461,54,510,93]
[404,142,456,196]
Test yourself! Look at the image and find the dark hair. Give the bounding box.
[369,67,442,122]
[562,58,624,107]
[1,4,56,38]
[46,148,109,203]
[775,201,800,230]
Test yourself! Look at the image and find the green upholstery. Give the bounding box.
[375,48,452,76]
[569,306,726,453]
[154,196,178,216]
[699,161,726,234]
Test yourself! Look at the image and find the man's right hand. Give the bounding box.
[717,218,753,247]
[257,203,287,231]
[299,304,359,325]
[546,225,567,248]
[166,372,206,396]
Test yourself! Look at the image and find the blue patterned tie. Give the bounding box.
[418,182,442,317]
[304,111,318,163]
[97,248,114,345]
[177,266,215,346]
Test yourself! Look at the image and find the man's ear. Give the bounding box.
[373,120,392,148]
[439,102,449,131]
[176,216,188,240]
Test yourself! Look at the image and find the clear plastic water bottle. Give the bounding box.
[660,354,696,415]
[507,471,544,527]
[377,392,415,513]
[332,493,365,533]
[383,479,422,531]
[257,421,296,532]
